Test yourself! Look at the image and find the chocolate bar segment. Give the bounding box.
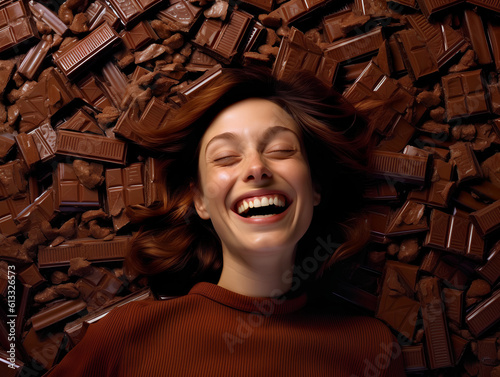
[37,236,131,268]
[449,142,482,184]
[465,289,500,337]
[53,22,120,78]
[469,199,500,237]
[56,130,128,165]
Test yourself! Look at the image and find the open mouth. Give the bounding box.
[235,194,289,218]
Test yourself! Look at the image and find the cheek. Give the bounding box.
[202,170,232,202]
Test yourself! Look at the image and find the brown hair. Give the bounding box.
[125,68,375,294]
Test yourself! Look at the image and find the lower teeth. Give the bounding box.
[249,214,275,218]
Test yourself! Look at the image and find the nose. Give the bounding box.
[243,152,272,183]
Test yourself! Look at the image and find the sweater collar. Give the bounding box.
[188,282,307,314]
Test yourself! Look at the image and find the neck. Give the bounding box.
[217,247,295,298]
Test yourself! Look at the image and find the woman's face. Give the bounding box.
[193,98,320,258]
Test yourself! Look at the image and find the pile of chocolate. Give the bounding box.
[0,0,499,375]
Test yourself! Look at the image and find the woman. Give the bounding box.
[44,68,405,376]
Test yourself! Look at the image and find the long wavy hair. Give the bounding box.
[125,68,375,295]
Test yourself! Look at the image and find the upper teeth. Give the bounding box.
[237,195,286,214]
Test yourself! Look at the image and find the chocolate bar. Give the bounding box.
[53,162,100,210]
[31,298,87,331]
[442,69,489,121]
[416,0,463,18]
[0,0,38,54]
[192,10,253,64]
[157,0,203,33]
[121,20,158,51]
[53,22,120,78]
[272,27,337,86]
[0,196,28,236]
[417,277,454,369]
[462,9,492,66]
[84,0,120,31]
[477,241,500,285]
[0,160,27,200]
[324,27,384,64]
[370,150,431,185]
[107,0,161,25]
[424,209,484,260]
[401,344,427,372]
[394,29,438,81]
[105,163,145,230]
[177,64,223,103]
[55,130,128,165]
[37,235,131,268]
[76,73,113,110]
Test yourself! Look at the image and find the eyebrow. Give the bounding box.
[204,126,299,156]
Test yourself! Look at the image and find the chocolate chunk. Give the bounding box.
[17,38,51,80]
[29,1,69,36]
[324,27,384,64]
[449,142,483,184]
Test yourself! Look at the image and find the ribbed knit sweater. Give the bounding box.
[44,282,405,377]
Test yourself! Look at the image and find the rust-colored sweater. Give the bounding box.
[44,282,405,377]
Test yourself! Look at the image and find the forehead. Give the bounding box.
[201,98,300,145]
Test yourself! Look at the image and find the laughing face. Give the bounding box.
[193,98,321,261]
